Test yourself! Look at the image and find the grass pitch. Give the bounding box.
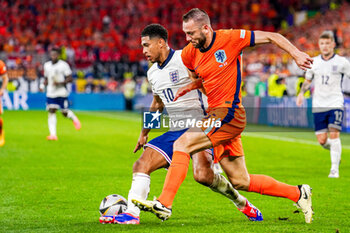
[1,110,349,232]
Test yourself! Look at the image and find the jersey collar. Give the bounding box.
[321,53,336,61]
[199,32,216,53]
[157,48,175,70]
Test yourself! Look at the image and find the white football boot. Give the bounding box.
[296,184,313,223]
[132,198,172,221]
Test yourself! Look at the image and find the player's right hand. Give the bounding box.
[296,93,304,107]
[133,134,148,153]
[293,51,313,71]
[173,86,191,102]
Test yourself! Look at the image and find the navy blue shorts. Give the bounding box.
[145,129,214,165]
[46,97,69,110]
[313,109,344,133]
[145,129,188,164]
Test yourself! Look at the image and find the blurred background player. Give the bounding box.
[100,24,262,225]
[0,60,9,146]
[297,31,350,178]
[42,48,81,140]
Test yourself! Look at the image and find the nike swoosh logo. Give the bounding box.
[303,190,308,199]
[153,205,165,212]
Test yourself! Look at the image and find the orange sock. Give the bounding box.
[158,151,191,208]
[248,174,300,202]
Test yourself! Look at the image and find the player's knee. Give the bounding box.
[193,167,212,186]
[318,137,327,145]
[132,159,149,174]
[62,112,68,117]
[132,155,156,175]
[48,108,56,114]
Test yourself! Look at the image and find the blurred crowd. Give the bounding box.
[0,0,350,98]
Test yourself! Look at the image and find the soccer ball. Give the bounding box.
[99,194,127,216]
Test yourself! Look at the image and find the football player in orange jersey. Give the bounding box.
[0,60,9,146]
[133,8,314,223]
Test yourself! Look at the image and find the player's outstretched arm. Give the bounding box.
[133,95,164,153]
[254,31,313,71]
[173,78,203,102]
[0,73,8,96]
[296,79,311,107]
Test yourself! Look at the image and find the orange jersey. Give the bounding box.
[0,60,7,75]
[181,29,255,108]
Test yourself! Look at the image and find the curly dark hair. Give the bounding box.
[141,24,168,42]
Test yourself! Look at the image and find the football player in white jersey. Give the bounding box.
[297,31,350,178]
[0,60,8,146]
[42,48,81,140]
[100,24,262,224]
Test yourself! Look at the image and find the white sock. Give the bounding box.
[66,110,78,121]
[329,138,342,171]
[126,173,150,216]
[48,113,57,136]
[209,173,246,209]
[321,138,331,150]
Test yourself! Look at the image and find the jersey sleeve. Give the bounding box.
[146,70,157,95]
[305,65,314,80]
[229,29,255,51]
[181,45,195,72]
[63,62,72,76]
[342,58,350,77]
[43,63,48,77]
[0,60,7,75]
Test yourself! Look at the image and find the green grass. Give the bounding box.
[1,111,350,232]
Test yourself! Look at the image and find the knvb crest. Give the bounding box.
[169,70,180,83]
[214,50,227,63]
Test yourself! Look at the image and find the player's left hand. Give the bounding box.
[0,90,3,96]
[133,133,148,153]
[293,51,313,71]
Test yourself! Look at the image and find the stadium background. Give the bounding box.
[1,1,350,232]
[1,0,350,131]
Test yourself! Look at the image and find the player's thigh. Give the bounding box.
[61,109,68,117]
[316,132,328,144]
[133,147,168,174]
[192,150,214,185]
[220,156,250,191]
[174,127,212,155]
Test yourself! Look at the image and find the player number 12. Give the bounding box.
[321,75,329,85]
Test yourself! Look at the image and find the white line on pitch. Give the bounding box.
[243,132,350,150]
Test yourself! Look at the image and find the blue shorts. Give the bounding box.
[145,129,214,164]
[46,97,69,110]
[313,109,344,133]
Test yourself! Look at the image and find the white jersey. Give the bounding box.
[147,49,206,131]
[44,60,72,98]
[305,54,350,113]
